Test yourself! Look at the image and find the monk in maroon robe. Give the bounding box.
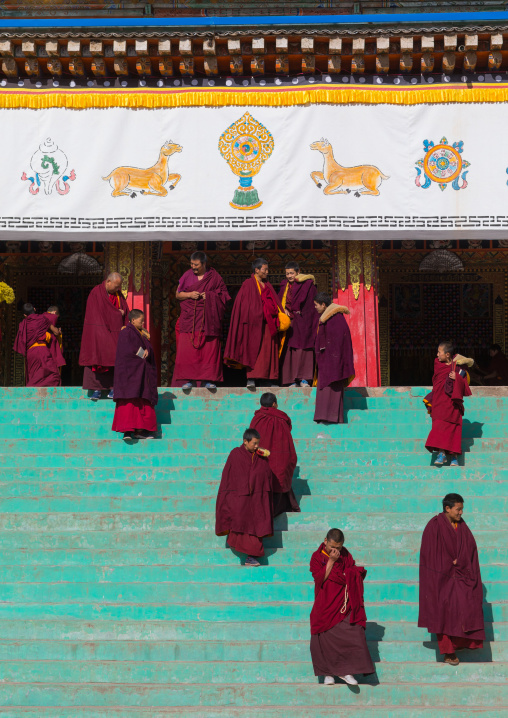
[215,428,274,567]
[249,392,300,516]
[419,493,484,666]
[112,309,158,442]
[224,258,284,388]
[172,252,230,389]
[13,303,62,387]
[483,343,508,385]
[44,306,66,374]
[310,528,375,685]
[424,342,473,466]
[313,293,354,424]
[278,262,318,387]
[79,273,129,400]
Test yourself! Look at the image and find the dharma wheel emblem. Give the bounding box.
[219,112,274,210]
[415,137,470,191]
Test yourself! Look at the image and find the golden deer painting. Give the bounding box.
[103,141,182,198]
[310,138,389,197]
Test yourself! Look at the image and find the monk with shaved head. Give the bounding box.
[79,272,129,400]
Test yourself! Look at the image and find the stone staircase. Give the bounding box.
[0,386,506,717]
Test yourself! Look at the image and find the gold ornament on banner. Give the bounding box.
[219,112,274,210]
[363,240,373,292]
[348,240,362,301]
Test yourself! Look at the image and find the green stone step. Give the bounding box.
[0,511,504,531]
[0,638,505,662]
[0,619,503,643]
[0,546,504,566]
[0,529,501,550]
[0,710,503,718]
[2,660,507,684]
[1,564,506,583]
[0,602,504,623]
[1,422,506,440]
[0,580,504,604]
[2,478,507,499]
[2,451,508,468]
[0,682,504,707]
[1,466,506,482]
[0,495,504,514]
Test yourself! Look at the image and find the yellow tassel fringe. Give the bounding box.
[3,83,508,109]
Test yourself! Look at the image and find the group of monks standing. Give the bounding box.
[172,252,355,424]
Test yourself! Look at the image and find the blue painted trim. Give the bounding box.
[1,11,508,30]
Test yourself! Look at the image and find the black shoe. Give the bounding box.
[123,432,134,442]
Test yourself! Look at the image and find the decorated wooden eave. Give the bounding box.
[2,13,508,83]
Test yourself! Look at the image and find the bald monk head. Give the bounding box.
[105,272,122,295]
[260,392,277,409]
[23,302,36,317]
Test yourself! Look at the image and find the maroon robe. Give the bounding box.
[310,543,374,677]
[279,277,317,385]
[43,312,66,370]
[314,305,354,424]
[419,513,485,651]
[425,358,472,455]
[172,268,230,386]
[224,275,282,378]
[79,282,129,391]
[249,406,300,515]
[215,446,274,557]
[13,314,61,387]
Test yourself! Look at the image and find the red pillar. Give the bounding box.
[334,240,381,387]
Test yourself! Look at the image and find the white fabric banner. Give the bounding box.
[2,102,508,239]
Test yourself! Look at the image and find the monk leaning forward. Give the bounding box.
[224,258,285,389]
[112,309,159,442]
[424,341,473,467]
[172,251,230,390]
[79,272,129,401]
[310,528,375,686]
[215,428,274,567]
[419,493,485,666]
[278,261,318,387]
[14,303,62,387]
[313,293,355,424]
[249,392,300,516]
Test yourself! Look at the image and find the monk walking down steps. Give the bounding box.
[215,429,274,567]
[249,392,300,516]
[424,341,474,467]
[418,494,485,666]
[310,528,375,686]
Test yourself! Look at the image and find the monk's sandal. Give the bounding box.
[444,654,460,666]
[434,452,447,466]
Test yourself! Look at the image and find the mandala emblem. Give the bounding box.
[415,137,470,191]
[219,112,274,210]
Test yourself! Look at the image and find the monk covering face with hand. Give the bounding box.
[172,251,230,390]
[112,309,158,442]
[418,493,485,666]
[278,261,318,387]
[424,341,473,467]
[43,306,66,374]
[215,428,274,567]
[249,392,300,516]
[13,303,62,387]
[79,272,129,401]
[310,528,375,686]
[224,258,284,389]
